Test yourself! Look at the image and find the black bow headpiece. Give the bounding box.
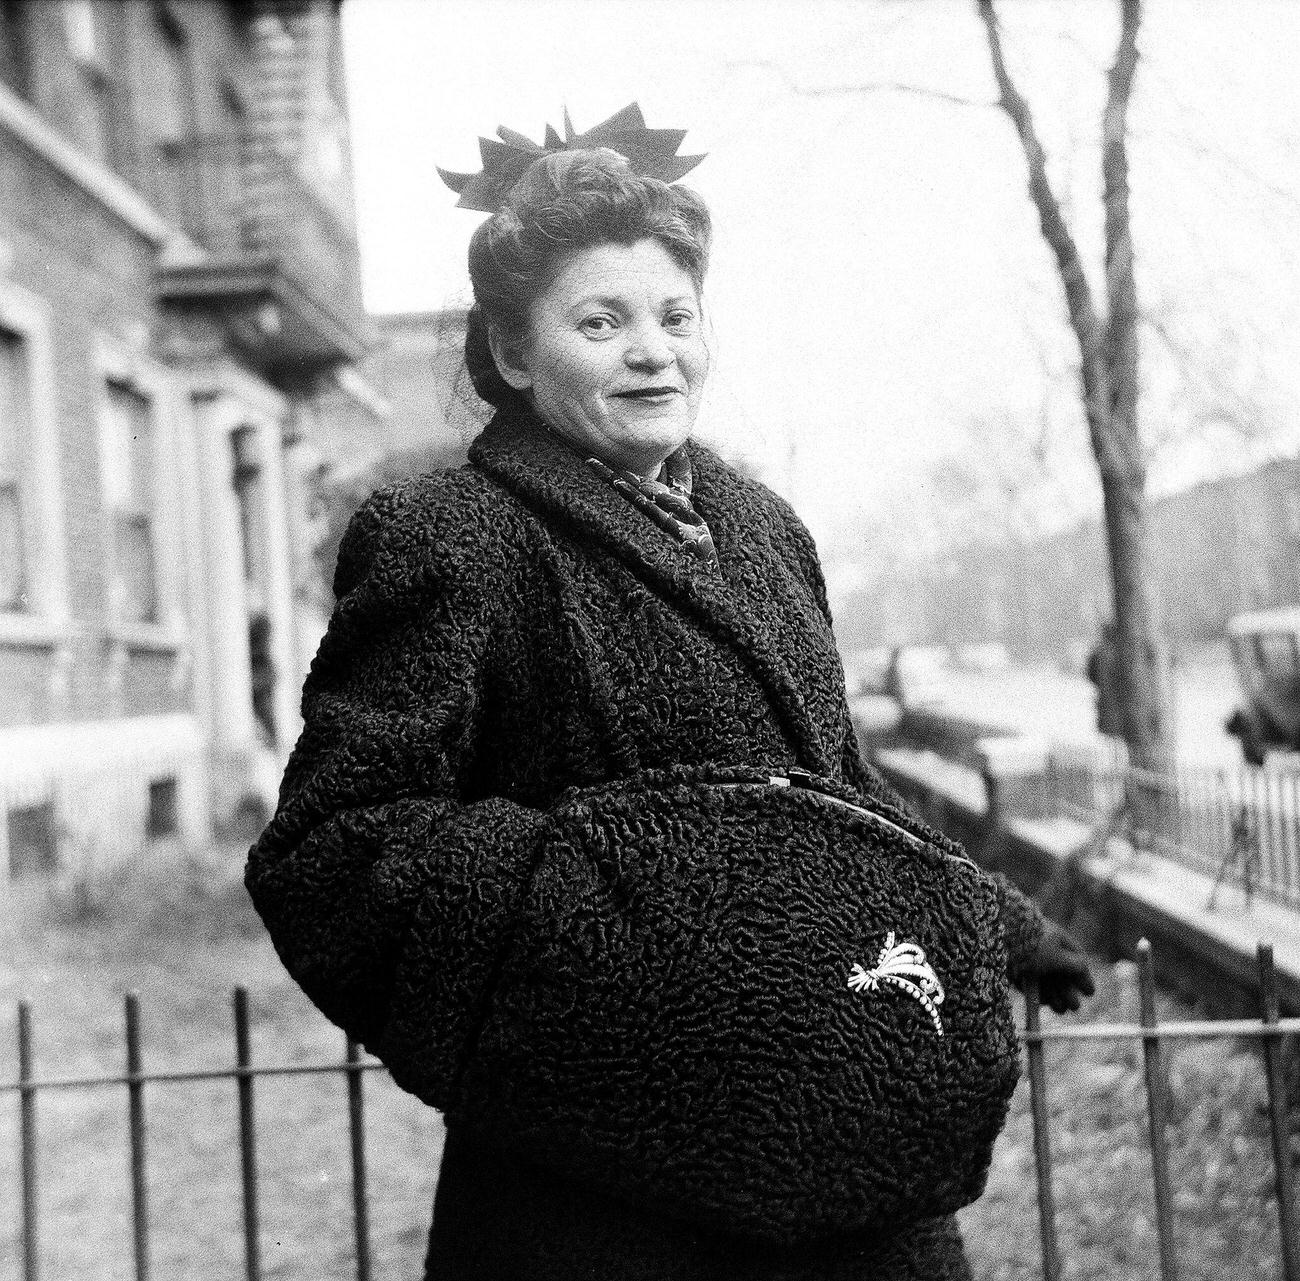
[438,102,705,214]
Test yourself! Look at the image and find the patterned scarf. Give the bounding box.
[584,449,720,567]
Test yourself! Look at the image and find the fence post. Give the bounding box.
[1023,976,1062,1281]
[233,987,262,1281]
[346,1037,372,1281]
[1137,940,1179,1281]
[124,993,149,1281]
[18,1001,39,1281]
[1257,944,1300,1281]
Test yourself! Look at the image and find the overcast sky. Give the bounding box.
[339,0,1300,588]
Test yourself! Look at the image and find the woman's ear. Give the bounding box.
[487,327,534,391]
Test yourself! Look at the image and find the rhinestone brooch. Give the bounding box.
[847,931,946,1036]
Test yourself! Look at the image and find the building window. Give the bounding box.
[149,2,196,225]
[1284,488,1300,540]
[0,325,31,613]
[102,380,159,625]
[146,776,179,839]
[0,0,32,98]
[153,4,193,144]
[63,0,124,170]
[231,425,262,584]
[7,801,57,877]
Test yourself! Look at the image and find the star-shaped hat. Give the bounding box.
[438,103,705,213]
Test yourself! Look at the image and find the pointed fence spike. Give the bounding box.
[1257,943,1300,1281]
[346,1036,372,1281]
[124,993,149,1281]
[234,988,262,1281]
[1137,941,1180,1281]
[1023,976,1062,1281]
[18,1000,39,1281]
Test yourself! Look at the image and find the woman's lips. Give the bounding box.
[614,387,681,402]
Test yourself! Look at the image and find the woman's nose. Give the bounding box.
[624,323,674,371]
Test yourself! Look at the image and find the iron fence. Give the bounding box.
[3,942,1300,1280]
[1040,754,1300,910]
[4,987,383,1281]
[1022,940,1299,1281]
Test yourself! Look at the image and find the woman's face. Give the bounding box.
[492,238,709,477]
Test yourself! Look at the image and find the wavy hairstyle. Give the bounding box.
[464,149,712,411]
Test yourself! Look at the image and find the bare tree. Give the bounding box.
[977,0,1171,770]
[735,2,1300,769]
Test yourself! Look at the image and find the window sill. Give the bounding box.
[0,612,68,649]
[105,622,188,654]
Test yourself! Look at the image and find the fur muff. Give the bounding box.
[246,404,1041,1278]
[463,764,1021,1244]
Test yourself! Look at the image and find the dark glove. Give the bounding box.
[1024,921,1095,1014]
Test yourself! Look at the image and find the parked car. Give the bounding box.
[1225,607,1300,764]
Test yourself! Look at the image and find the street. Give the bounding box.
[851,643,1294,770]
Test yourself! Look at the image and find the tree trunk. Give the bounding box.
[1100,473,1171,770]
[978,0,1172,772]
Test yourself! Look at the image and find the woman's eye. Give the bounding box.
[665,311,696,332]
[579,315,617,336]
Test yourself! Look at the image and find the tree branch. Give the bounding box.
[727,59,991,110]
[1141,311,1274,444]
[975,0,1121,482]
[1133,59,1300,215]
[1101,0,1142,479]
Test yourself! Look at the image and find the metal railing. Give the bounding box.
[4,942,1299,1280]
[1040,754,1300,910]
[4,987,382,1281]
[1023,940,1299,1281]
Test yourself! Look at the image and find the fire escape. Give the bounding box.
[153,0,371,384]
[155,131,370,381]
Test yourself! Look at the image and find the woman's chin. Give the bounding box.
[620,437,693,474]
[608,415,693,453]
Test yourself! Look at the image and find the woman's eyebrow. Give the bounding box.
[566,294,624,314]
[567,293,697,313]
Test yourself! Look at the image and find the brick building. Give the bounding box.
[0,0,376,880]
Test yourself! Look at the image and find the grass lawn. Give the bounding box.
[1,852,1291,1279]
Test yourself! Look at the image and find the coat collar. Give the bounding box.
[468,407,832,774]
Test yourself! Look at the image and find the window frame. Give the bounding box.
[150,0,194,148]
[62,0,126,173]
[0,280,68,647]
[0,325,30,611]
[93,337,185,649]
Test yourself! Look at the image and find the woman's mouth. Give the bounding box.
[614,387,681,404]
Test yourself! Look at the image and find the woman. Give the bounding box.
[246,105,1093,1281]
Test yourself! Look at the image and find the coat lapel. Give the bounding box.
[469,410,833,774]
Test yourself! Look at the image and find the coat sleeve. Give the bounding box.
[245,478,544,1112]
[989,875,1047,981]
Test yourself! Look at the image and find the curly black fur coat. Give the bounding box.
[247,406,1045,1280]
